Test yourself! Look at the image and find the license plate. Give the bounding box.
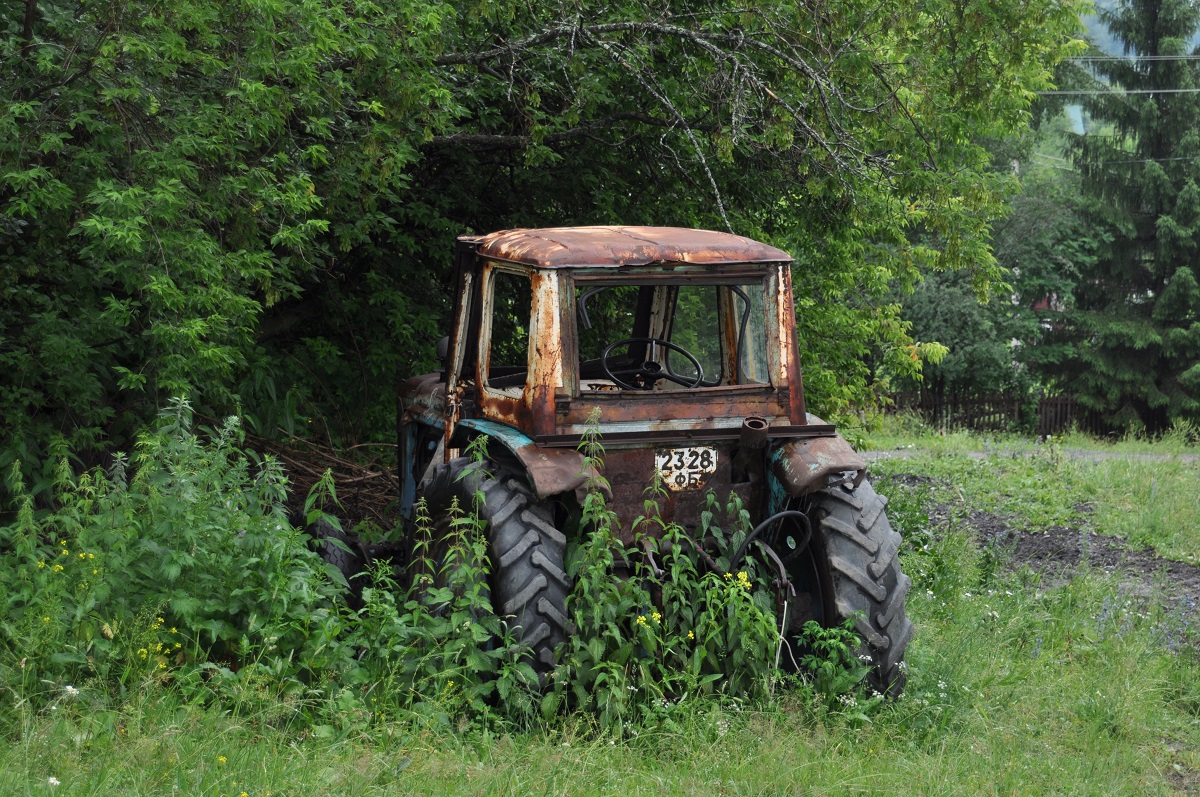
[655,446,718,491]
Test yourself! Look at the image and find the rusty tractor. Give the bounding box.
[382,226,912,696]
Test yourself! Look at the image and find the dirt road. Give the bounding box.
[868,448,1200,616]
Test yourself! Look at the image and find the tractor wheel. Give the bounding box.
[805,479,913,697]
[312,518,367,611]
[771,479,912,697]
[417,457,569,679]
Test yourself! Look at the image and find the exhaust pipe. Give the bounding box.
[739,416,769,450]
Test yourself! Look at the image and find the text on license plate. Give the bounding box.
[655,446,718,491]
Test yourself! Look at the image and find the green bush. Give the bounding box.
[0,399,344,707]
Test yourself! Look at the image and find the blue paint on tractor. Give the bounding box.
[454,417,534,450]
[766,445,791,516]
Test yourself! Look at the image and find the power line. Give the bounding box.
[1066,55,1200,61]
[1038,88,1200,94]
[1032,153,1200,166]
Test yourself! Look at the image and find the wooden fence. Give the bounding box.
[891,392,1020,432]
[890,392,1102,436]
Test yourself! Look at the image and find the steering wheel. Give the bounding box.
[600,337,704,390]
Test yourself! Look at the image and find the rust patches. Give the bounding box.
[600,445,755,541]
[471,227,792,269]
[511,443,611,503]
[777,265,806,423]
[529,269,561,438]
[558,385,794,429]
[770,435,866,498]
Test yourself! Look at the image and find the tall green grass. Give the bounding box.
[866,422,1200,562]
[5,563,1198,795]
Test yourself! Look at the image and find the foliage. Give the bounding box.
[897,269,1024,395]
[545,429,781,735]
[1,405,873,736]
[1052,0,1200,431]
[0,400,541,728]
[0,399,343,701]
[349,495,540,728]
[894,118,1107,404]
[1,0,1087,473]
[795,618,875,709]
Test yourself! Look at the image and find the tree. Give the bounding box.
[1058,0,1200,431]
[1,0,1085,485]
[899,151,1105,401]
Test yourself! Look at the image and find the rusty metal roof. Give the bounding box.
[464,226,792,268]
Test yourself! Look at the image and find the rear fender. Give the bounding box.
[768,434,866,499]
[452,418,610,502]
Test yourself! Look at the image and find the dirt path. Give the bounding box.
[864,446,1200,464]
[876,469,1200,616]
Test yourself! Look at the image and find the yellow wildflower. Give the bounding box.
[687,630,695,640]
[217,755,227,764]
[51,564,64,573]
[651,610,662,623]
[635,615,648,626]
[37,561,45,569]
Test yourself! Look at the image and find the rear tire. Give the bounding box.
[418,457,569,679]
[312,518,367,611]
[808,479,913,697]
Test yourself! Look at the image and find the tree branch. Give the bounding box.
[21,0,38,60]
[421,112,717,149]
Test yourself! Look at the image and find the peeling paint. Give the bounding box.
[399,226,852,527]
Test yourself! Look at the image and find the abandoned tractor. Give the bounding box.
[389,226,912,696]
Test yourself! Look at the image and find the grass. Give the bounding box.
[5,423,1200,795]
[864,415,1200,562]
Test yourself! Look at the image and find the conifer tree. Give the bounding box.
[1061,0,1200,431]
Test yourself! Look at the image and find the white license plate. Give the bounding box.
[655,446,718,491]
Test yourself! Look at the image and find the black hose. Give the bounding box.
[728,509,812,571]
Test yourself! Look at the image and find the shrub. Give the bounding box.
[0,399,342,708]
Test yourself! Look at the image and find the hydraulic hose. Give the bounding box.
[728,509,812,572]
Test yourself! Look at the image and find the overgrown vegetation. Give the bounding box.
[545,433,782,732]
[0,405,872,743]
[4,422,1200,794]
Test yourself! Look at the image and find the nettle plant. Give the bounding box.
[348,489,541,726]
[544,433,783,732]
[0,399,342,705]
